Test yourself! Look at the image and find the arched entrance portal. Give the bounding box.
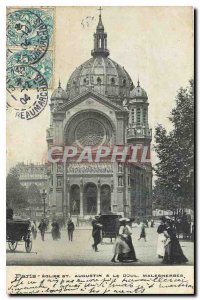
[83,183,97,215]
[100,185,111,214]
[70,185,80,215]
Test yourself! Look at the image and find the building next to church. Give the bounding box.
[16,162,48,191]
[46,11,152,219]
[15,162,50,219]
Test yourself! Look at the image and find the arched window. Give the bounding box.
[131,108,135,123]
[73,80,76,85]
[100,185,111,214]
[70,185,80,215]
[83,183,97,214]
[143,108,147,124]
[83,78,87,84]
[111,77,115,85]
[97,77,101,85]
[123,79,126,86]
[136,107,141,124]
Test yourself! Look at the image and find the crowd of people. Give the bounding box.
[91,215,189,264]
[31,218,75,242]
[28,214,190,265]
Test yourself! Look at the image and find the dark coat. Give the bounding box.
[92,220,101,243]
[67,221,75,231]
[38,222,47,232]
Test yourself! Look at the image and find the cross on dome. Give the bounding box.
[97,6,103,16]
[137,77,140,87]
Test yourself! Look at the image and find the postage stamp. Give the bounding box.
[6,65,48,120]
[6,7,55,119]
[7,49,54,88]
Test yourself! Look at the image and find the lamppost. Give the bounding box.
[42,189,47,218]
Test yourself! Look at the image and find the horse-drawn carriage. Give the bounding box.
[6,218,32,253]
[98,214,122,242]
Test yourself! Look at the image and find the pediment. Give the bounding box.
[56,89,126,113]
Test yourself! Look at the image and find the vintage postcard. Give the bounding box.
[6,6,194,295]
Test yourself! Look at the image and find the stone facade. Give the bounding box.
[16,162,48,192]
[46,12,152,219]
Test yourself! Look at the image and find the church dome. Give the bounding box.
[51,81,68,100]
[66,57,134,101]
[130,80,148,100]
[65,13,134,102]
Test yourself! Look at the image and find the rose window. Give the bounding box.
[75,119,105,146]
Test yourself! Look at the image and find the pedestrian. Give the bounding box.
[162,219,188,264]
[111,217,137,262]
[51,219,61,240]
[31,220,37,240]
[38,219,47,241]
[156,217,167,258]
[150,218,154,228]
[138,221,147,241]
[67,218,75,241]
[91,216,102,252]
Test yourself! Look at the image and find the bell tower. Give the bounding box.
[128,79,152,144]
[127,79,152,217]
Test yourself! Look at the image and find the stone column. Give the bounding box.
[140,106,143,125]
[97,178,101,214]
[110,179,114,213]
[66,177,70,218]
[80,178,83,217]
[63,162,67,219]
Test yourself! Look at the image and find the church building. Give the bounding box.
[46,11,152,219]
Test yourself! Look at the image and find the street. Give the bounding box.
[6,226,194,266]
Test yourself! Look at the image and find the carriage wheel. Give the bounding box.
[25,234,32,253]
[8,241,18,252]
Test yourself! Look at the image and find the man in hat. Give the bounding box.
[67,218,75,241]
[91,216,102,252]
[38,219,47,241]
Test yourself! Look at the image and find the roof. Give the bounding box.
[65,56,134,102]
[130,82,148,99]
[51,86,68,100]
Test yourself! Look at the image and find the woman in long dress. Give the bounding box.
[162,219,188,264]
[111,219,137,262]
[156,217,167,258]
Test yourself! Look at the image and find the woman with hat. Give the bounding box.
[162,219,188,264]
[156,217,167,258]
[111,217,137,263]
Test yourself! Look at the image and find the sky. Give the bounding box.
[6,6,193,172]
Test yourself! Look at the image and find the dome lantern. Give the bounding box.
[91,7,110,58]
[65,7,135,102]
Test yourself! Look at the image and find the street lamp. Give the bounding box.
[41,189,47,218]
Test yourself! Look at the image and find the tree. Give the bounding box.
[27,184,42,207]
[6,167,28,210]
[154,79,194,211]
[152,179,179,212]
